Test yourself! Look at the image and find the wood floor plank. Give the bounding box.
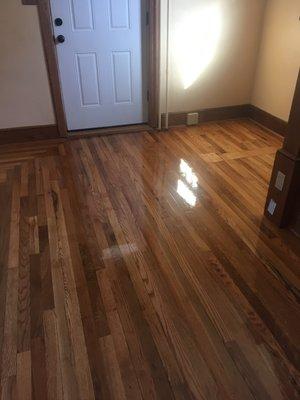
[42,160,81,400]
[16,351,32,400]
[43,309,63,400]
[7,168,20,269]
[18,198,31,353]
[99,335,127,400]
[0,267,18,398]
[31,336,48,400]
[0,170,13,388]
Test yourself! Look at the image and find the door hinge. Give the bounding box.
[146,11,149,26]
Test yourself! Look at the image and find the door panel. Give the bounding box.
[70,0,94,30]
[76,53,101,106]
[109,0,130,29]
[50,0,147,130]
[112,51,132,103]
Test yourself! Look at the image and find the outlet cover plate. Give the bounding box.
[267,199,277,215]
[275,171,285,191]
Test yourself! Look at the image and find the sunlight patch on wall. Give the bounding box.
[174,2,222,89]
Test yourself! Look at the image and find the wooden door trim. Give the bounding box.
[37,0,68,136]
[147,0,160,128]
[23,0,160,135]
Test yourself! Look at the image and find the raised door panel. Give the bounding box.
[109,0,130,29]
[69,0,94,30]
[76,53,101,106]
[112,52,132,103]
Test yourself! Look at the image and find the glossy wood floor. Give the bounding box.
[0,119,299,400]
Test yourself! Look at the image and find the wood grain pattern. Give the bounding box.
[0,119,299,399]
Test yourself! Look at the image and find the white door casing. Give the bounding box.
[50,0,147,131]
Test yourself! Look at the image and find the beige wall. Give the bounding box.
[1,0,298,129]
[252,0,300,122]
[0,0,55,129]
[160,0,266,113]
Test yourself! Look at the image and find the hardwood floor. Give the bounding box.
[0,119,299,399]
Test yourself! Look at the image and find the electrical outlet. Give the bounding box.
[187,112,199,125]
[267,199,277,215]
[275,171,285,191]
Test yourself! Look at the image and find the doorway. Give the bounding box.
[50,0,148,131]
[34,0,160,136]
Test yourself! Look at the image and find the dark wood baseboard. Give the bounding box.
[0,124,59,145]
[161,104,288,138]
[22,0,38,4]
[161,104,250,128]
[249,105,287,137]
[0,123,152,146]
[0,105,287,146]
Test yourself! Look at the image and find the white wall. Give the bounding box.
[252,0,300,122]
[0,0,55,129]
[160,0,266,113]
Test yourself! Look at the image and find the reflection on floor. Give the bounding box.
[0,119,299,399]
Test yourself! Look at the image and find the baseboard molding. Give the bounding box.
[161,104,250,128]
[22,0,38,4]
[0,124,60,145]
[0,106,287,145]
[248,105,287,137]
[161,104,287,137]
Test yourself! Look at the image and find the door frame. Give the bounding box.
[23,0,160,136]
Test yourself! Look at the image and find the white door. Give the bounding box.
[50,0,147,131]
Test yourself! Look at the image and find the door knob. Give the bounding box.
[55,18,63,26]
[56,35,65,44]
